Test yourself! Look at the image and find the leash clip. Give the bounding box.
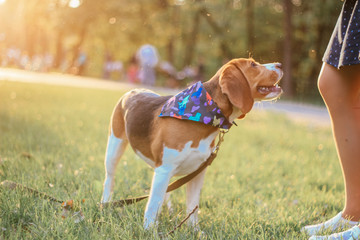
[212,130,228,155]
[212,146,219,154]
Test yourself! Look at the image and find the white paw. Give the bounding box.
[197,230,207,239]
[144,219,159,230]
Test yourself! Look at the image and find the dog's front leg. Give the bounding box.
[164,192,173,214]
[186,168,207,228]
[144,162,175,229]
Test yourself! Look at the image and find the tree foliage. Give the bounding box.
[0,0,343,98]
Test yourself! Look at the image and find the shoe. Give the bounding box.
[309,225,360,240]
[302,212,360,236]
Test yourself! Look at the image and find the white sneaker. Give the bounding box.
[309,225,360,240]
[302,212,360,236]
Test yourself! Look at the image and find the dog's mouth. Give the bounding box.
[257,84,282,96]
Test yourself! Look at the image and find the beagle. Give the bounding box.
[101,58,283,230]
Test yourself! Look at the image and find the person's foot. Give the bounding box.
[309,225,360,240]
[302,212,360,236]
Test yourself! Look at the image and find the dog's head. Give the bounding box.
[219,58,283,117]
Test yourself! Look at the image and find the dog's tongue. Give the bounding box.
[271,85,282,93]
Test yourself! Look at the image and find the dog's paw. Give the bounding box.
[197,230,207,239]
[144,219,159,231]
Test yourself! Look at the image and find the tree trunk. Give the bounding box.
[183,9,201,66]
[308,0,327,95]
[54,30,64,69]
[283,0,294,97]
[68,24,88,72]
[199,7,233,59]
[246,0,255,53]
[167,5,180,64]
[167,38,174,64]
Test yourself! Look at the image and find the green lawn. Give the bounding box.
[0,80,343,239]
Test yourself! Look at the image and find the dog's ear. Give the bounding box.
[219,62,254,115]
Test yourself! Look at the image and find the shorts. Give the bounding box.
[323,0,360,68]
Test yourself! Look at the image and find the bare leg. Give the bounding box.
[318,63,360,220]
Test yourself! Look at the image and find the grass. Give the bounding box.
[0,80,344,239]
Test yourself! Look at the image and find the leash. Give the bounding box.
[1,129,228,234]
[1,180,64,204]
[0,180,85,221]
[103,129,228,208]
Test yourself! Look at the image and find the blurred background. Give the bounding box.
[0,0,343,101]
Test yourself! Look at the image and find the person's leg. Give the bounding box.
[318,63,360,220]
[302,63,360,237]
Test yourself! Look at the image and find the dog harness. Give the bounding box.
[159,81,232,129]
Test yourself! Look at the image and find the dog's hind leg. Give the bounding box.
[101,105,128,203]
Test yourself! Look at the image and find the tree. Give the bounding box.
[246,0,255,53]
[0,0,344,99]
[282,0,294,97]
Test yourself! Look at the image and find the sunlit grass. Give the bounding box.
[0,81,343,239]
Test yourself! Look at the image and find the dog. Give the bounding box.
[101,58,283,229]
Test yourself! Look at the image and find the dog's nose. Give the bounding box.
[275,63,282,70]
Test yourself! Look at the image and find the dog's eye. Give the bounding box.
[251,62,258,67]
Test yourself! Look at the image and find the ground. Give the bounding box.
[0,68,341,239]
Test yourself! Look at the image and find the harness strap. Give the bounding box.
[103,130,227,208]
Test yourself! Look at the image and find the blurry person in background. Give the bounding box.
[126,55,139,84]
[77,51,87,76]
[194,57,205,83]
[137,44,159,86]
[103,52,113,79]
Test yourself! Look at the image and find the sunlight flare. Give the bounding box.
[69,0,81,8]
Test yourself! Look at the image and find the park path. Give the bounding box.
[0,67,331,127]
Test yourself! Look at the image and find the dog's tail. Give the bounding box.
[108,95,128,140]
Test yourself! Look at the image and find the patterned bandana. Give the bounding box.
[159,81,232,129]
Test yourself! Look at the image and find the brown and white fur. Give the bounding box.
[101,58,283,229]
